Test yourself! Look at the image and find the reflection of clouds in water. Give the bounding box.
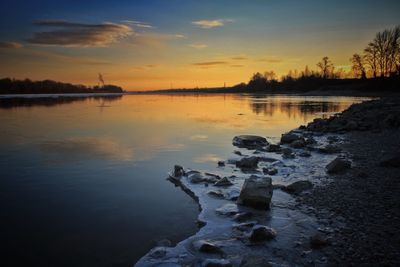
[40,137,134,162]
[189,134,208,141]
[193,153,222,163]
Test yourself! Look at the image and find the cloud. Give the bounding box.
[132,64,159,71]
[131,32,184,48]
[0,41,23,49]
[231,56,247,60]
[121,20,153,28]
[192,61,228,66]
[189,43,208,49]
[230,64,244,67]
[256,57,283,63]
[28,20,133,47]
[192,19,232,29]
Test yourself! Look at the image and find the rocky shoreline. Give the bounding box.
[135,97,400,267]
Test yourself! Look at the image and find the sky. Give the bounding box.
[0,0,399,90]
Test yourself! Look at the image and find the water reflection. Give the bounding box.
[0,95,122,109]
[0,93,369,266]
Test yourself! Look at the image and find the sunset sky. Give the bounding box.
[0,0,399,90]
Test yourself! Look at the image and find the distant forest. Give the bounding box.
[0,78,124,94]
[154,26,400,94]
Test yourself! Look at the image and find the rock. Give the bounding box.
[148,247,167,258]
[217,161,225,167]
[272,184,286,190]
[281,132,302,144]
[234,150,242,156]
[233,221,257,231]
[318,144,341,154]
[236,156,259,169]
[233,212,253,222]
[214,177,234,186]
[237,175,273,209]
[327,136,339,143]
[310,234,329,249]
[249,225,277,242]
[193,240,223,254]
[240,255,272,267]
[345,120,358,131]
[225,189,240,201]
[291,138,306,148]
[326,157,351,173]
[263,167,277,175]
[282,148,295,159]
[379,153,400,168]
[188,172,206,183]
[283,180,313,194]
[173,165,184,177]
[202,259,232,267]
[208,190,225,198]
[305,137,317,145]
[216,203,239,216]
[232,135,268,149]
[299,151,311,157]
[267,144,281,152]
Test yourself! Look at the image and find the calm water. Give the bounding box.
[0,94,366,266]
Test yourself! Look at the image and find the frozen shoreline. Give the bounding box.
[135,129,348,266]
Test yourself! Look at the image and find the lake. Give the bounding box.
[0,94,367,266]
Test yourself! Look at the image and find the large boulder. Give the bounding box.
[326,157,351,173]
[236,156,259,169]
[237,176,273,209]
[232,135,268,149]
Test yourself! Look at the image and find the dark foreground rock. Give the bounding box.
[283,180,313,194]
[326,157,351,174]
[237,175,273,209]
[232,135,268,149]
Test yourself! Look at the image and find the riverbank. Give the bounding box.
[299,97,400,266]
[135,97,400,266]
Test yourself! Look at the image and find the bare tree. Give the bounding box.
[317,56,334,78]
[364,42,378,78]
[350,53,366,79]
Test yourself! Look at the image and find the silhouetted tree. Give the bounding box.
[350,53,366,79]
[248,72,267,91]
[317,56,334,78]
[364,42,378,78]
[264,70,277,81]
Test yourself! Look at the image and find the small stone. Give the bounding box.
[193,240,223,254]
[188,172,205,183]
[249,225,277,242]
[173,165,184,177]
[207,190,225,198]
[263,167,277,175]
[283,180,313,194]
[236,156,259,169]
[214,177,233,186]
[326,157,351,173]
[291,138,306,148]
[216,203,239,216]
[233,212,253,222]
[267,144,281,152]
[299,151,311,157]
[232,135,268,149]
[310,234,329,249]
[281,132,302,144]
[218,161,225,166]
[282,148,295,159]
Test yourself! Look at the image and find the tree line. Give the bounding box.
[245,25,400,91]
[0,78,124,94]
